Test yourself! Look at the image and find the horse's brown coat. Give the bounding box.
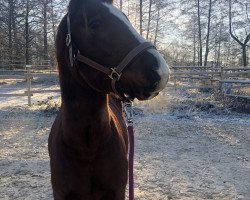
[48,0,169,199]
[48,3,130,197]
[49,94,128,199]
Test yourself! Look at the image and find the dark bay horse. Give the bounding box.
[48,0,169,199]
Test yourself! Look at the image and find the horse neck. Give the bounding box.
[59,71,111,147]
[61,91,109,122]
[56,18,111,145]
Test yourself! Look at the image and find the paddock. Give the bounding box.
[1,65,250,108]
[0,65,60,107]
[0,76,250,199]
[171,66,250,112]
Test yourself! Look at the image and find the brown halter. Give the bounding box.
[66,14,155,98]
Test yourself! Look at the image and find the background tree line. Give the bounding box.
[0,0,67,65]
[0,0,249,67]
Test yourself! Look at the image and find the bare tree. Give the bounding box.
[25,0,30,64]
[120,0,122,10]
[139,0,142,35]
[42,0,49,60]
[153,6,160,46]
[192,15,197,66]
[8,0,14,61]
[204,0,212,66]
[197,0,202,66]
[146,0,152,40]
[229,0,250,66]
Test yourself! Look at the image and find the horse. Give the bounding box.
[48,0,170,199]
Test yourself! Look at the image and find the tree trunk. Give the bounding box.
[154,7,160,46]
[127,0,130,17]
[120,0,122,11]
[242,45,247,66]
[8,0,13,61]
[12,14,18,58]
[43,0,48,60]
[204,0,212,66]
[140,0,142,35]
[193,14,196,66]
[197,0,202,66]
[51,0,56,44]
[216,21,222,66]
[25,0,30,65]
[229,0,250,67]
[146,0,152,40]
[193,32,196,66]
[243,36,250,66]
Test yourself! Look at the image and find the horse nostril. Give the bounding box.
[153,81,159,87]
[151,80,160,90]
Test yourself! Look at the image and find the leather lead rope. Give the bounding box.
[123,101,134,200]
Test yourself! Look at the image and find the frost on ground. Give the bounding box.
[0,79,250,200]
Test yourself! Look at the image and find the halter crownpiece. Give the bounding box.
[66,13,156,99]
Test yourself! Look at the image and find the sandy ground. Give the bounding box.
[0,78,250,200]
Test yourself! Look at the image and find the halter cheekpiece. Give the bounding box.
[66,13,155,98]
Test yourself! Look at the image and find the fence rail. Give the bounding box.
[171,66,250,100]
[171,66,250,88]
[0,65,60,106]
[0,60,54,71]
[1,65,250,106]
[0,75,26,79]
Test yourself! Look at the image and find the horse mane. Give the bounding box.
[55,16,67,70]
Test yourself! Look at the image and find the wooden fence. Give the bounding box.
[0,60,25,69]
[171,66,221,89]
[171,66,250,100]
[1,65,249,106]
[0,65,60,106]
[0,60,53,71]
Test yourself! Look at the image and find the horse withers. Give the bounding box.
[48,0,170,199]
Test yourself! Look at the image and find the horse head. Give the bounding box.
[58,0,170,101]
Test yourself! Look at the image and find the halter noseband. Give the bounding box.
[66,14,155,98]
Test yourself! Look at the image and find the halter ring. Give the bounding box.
[109,68,122,80]
[66,34,71,47]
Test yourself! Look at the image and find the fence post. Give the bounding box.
[49,60,52,74]
[26,65,32,106]
[220,66,224,80]
[218,66,223,96]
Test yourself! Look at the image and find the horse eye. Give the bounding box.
[89,20,101,29]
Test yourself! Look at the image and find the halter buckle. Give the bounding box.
[109,68,122,80]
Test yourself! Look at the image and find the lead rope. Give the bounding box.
[123,101,134,200]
